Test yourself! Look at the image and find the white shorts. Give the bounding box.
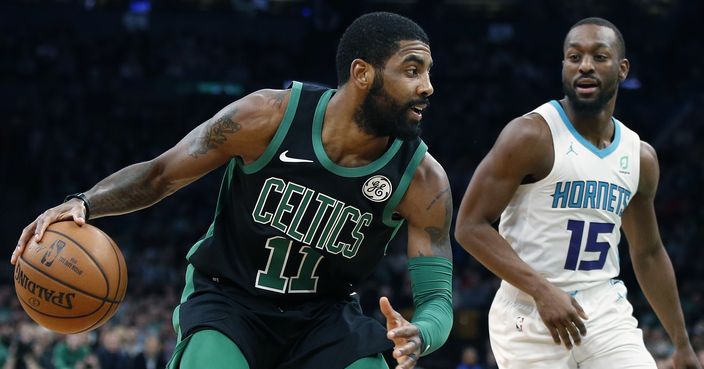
[489,280,656,369]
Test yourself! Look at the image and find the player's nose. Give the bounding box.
[578,56,595,74]
[418,74,434,97]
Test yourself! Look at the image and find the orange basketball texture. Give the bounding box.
[14,221,127,334]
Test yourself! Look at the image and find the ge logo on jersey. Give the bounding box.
[363,175,392,202]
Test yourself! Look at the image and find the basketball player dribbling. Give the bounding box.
[11,12,453,369]
[454,17,701,369]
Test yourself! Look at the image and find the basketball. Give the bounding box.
[14,221,128,334]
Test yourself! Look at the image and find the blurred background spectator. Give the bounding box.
[1,0,703,368]
[456,346,482,369]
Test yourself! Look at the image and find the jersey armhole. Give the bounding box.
[240,81,303,174]
[522,104,559,188]
[382,141,428,227]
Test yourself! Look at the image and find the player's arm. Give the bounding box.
[83,89,287,217]
[12,89,289,265]
[379,154,453,369]
[454,115,587,349]
[622,142,701,369]
[400,153,453,262]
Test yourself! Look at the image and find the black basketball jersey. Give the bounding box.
[186,81,427,303]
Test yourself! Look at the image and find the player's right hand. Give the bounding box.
[11,200,87,265]
[672,343,702,369]
[533,283,588,350]
[380,297,422,369]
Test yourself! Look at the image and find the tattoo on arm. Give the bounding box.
[89,161,170,217]
[425,187,450,210]
[189,109,242,158]
[261,89,286,109]
[422,186,453,259]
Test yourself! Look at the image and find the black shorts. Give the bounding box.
[174,268,393,369]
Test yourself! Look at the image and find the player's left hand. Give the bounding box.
[380,296,422,369]
[672,344,702,369]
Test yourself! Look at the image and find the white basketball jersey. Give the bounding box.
[499,100,641,291]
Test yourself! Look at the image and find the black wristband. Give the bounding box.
[64,193,91,220]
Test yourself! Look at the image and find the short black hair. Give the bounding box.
[565,17,626,59]
[336,12,429,86]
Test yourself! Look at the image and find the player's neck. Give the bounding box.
[323,89,392,167]
[560,98,617,149]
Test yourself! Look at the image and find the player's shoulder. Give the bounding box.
[396,151,451,220]
[226,88,294,135]
[239,88,292,120]
[483,113,554,180]
[489,112,552,158]
[409,152,450,195]
[634,140,660,196]
[638,140,659,176]
[503,113,551,143]
[639,140,657,161]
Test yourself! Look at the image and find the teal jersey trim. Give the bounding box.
[172,264,196,342]
[177,152,239,343]
[550,100,621,159]
[185,159,236,259]
[312,89,404,177]
[179,264,196,304]
[383,220,404,256]
[172,306,180,341]
[240,81,303,174]
[382,141,428,227]
[186,222,215,260]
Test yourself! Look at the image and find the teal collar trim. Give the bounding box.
[550,100,621,159]
[312,89,403,177]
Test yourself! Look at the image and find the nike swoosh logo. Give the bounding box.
[279,150,313,163]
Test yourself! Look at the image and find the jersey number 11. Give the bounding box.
[256,236,324,293]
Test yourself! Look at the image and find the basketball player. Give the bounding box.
[11,12,453,369]
[454,17,700,368]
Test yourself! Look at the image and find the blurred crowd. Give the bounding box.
[2,1,704,368]
[0,284,175,369]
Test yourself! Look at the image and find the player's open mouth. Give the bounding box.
[410,104,427,120]
[575,78,599,94]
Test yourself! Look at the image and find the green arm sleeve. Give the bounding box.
[408,256,453,356]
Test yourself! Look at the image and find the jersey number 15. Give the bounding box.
[564,220,615,271]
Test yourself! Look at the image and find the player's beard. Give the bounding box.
[562,75,618,116]
[355,74,425,141]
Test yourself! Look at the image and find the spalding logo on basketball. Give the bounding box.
[14,221,127,334]
[362,175,392,202]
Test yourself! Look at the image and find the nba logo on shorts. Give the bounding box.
[515,316,525,332]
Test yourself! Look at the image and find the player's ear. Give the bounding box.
[618,58,630,82]
[350,59,375,90]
